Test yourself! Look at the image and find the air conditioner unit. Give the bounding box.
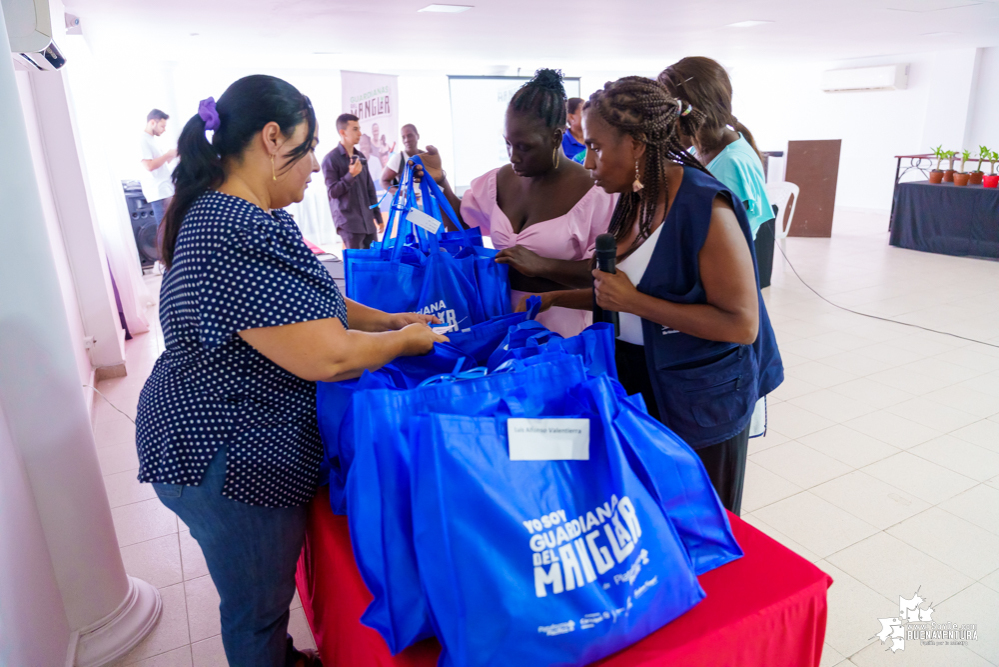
[821,64,908,92]
[1,0,66,70]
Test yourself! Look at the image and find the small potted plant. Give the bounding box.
[953,149,971,186]
[943,150,957,182]
[969,145,988,185]
[929,145,946,184]
[984,150,999,189]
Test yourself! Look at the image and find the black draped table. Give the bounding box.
[890,181,999,259]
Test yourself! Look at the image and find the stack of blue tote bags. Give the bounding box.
[344,156,510,329]
[314,312,745,666]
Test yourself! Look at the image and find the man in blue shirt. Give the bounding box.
[561,97,586,163]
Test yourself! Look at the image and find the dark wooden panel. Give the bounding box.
[785,140,841,238]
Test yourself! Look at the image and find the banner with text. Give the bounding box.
[341,70,399,197]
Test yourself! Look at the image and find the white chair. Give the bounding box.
[765,181,800,240]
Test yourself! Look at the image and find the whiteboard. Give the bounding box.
[449,76,581,192]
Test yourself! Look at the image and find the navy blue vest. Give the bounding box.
[636,166,783,448]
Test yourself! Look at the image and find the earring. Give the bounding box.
[553,147,560,170]
[633,161,644,193]
[271,155,277,182]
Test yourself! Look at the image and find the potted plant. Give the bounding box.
[953,149,971,186]
[969,145,988,185]
[929,145,946,184]
[943,150,957,182]
[984,150,999,189]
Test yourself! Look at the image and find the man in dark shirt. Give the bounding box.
[322,113,381,250]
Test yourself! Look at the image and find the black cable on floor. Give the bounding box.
[772,240,999,351]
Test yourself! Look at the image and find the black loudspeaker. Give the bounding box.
[122,181,160,267]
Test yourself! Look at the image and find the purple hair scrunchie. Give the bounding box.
[198,97,220,131]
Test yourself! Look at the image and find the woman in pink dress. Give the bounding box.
[418,69,616,337]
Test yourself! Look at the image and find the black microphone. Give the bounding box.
[593,233,619,336]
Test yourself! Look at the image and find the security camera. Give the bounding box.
[65,13,82,35]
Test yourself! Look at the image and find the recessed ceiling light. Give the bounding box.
[418,4,473,12]
[726,20,774,28]
[921,31,958,35]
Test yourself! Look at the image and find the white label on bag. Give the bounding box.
[406,208,442,234]
[508,419,590,461]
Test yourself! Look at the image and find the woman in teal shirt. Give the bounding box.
[659,57,776,287]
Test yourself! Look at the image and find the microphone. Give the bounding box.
[593,233,619,336]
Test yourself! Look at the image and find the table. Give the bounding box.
[890,181,999,259]
[295,493,833,667]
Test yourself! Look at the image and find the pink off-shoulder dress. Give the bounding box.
[461,168,617,337]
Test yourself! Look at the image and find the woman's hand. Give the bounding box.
[593,268,640,313]
[495,246,551,278]
[399,322,449,356]
[409,146,445,185]
[387,312,441,330]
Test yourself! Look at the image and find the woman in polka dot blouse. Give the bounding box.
[135,75,447,667]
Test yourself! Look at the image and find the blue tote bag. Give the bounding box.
[415,159,511,320]
[445,297,541,365]
[346,357,591,653]
[316,342,477,514]
[575,377,743,576]
[487,320,619,379]
[409,392,705,667]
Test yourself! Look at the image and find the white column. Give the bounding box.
[28,68,127,373]
[0,401,72,667]
[0,5,160,666]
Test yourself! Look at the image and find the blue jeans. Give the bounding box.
[149,196,170,226]
[153,449,309,666]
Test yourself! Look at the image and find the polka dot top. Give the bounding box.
[136,191,348,508]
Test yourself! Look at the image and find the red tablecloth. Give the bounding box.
[296,493,832,667]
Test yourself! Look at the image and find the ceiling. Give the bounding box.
[64,0,999,72]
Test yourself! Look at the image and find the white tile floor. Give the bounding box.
[93,207,999,666]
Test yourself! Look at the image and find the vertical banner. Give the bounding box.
[341,71,399,197]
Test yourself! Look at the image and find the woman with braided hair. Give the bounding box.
[414,69,616,336]
[537,76,783,514]
[659,57,777,287]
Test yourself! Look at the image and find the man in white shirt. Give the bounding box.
[380,124,422,193]
[139,109,177,226]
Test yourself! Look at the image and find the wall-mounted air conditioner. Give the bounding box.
[1,0,66,70]
[821,64,908,92]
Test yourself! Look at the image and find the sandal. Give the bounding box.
[290,647,323,667]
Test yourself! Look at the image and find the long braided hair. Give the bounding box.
[585,77,709,251]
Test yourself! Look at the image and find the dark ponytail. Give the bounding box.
[160,74,316,269]
[509,68,568,130]
[658,57,764,166]
[729,116,763,164]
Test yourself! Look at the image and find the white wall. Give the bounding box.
[82,49,990,217]
[14,69,94,400]
[727,48,991,213]
[921,49,979,153]
[730,53,932,213]
[967,47,999,156]
[398,75,456,183]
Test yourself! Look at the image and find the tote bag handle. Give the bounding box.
[411,155,477,251]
